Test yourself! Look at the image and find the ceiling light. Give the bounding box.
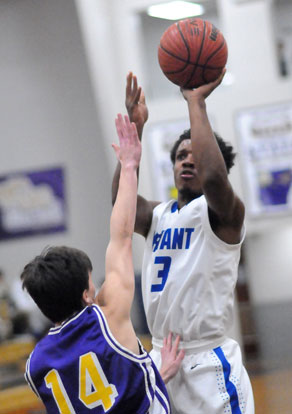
[147,1,205,20]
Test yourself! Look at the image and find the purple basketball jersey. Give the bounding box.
[25,305,170,413]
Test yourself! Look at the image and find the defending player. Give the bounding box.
[21,114,184,414]
[111,73,255,413]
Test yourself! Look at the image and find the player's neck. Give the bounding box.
[177,189,202,209]
[54,307,87,327]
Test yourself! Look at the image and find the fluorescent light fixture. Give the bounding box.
[147,1,205,20]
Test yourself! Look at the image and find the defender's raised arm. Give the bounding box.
[97,115,141,325]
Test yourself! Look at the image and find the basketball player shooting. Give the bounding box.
[111,72,255,414]
[21,114,184,414]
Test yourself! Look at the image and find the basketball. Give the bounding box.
[158,18,228,89]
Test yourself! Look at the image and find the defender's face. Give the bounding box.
[173,139,202,194]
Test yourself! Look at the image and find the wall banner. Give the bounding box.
[0,167,67,241]
[236,102,292,217]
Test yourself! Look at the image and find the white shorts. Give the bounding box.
[150,337,254,414]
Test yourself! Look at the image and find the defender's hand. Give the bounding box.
[160,333,185,384]
[113,114,141,170]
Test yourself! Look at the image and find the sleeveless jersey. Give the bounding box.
[25,304,170,414]
[142,196,245,348]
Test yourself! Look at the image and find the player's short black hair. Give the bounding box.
[170,129,236,173]
[21,246,92,324]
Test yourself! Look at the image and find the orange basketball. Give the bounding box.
[158,18,228,89]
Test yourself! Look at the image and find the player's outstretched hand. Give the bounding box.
[113,114,141,170]
[181,68,226,101]
[125,72,148,135]
[160,332,185,384]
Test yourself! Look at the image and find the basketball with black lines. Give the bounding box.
[158,18,228,89]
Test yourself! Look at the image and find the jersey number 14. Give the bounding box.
[45,352,118,413]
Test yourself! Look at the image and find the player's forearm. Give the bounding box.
[110,166,138,240]
[134,122,145,142]
[187,98,228,184]
[112,162,140,207]
[112,162,121,206]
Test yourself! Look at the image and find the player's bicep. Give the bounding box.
[105,237,132,273]
[207,190,245,244]
[135,195,160,237]
[204,177,242,222]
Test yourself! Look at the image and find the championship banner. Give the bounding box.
[236,101,292,217]
[0,167,67,240]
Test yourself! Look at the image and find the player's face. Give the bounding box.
[173,139,202,196]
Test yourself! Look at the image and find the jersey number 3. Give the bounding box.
[45,352,118,413]
[151,256,172,292]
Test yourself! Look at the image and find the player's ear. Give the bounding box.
[82,288,93,306]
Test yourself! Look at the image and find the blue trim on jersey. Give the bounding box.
[214,347,242,414]
[171,201,178,213]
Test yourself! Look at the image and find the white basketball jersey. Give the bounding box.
[142,195,245,347]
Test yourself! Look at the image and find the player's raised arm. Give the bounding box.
[181,71,244,241]
[112,72,158,238]
[97,114,140,319]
